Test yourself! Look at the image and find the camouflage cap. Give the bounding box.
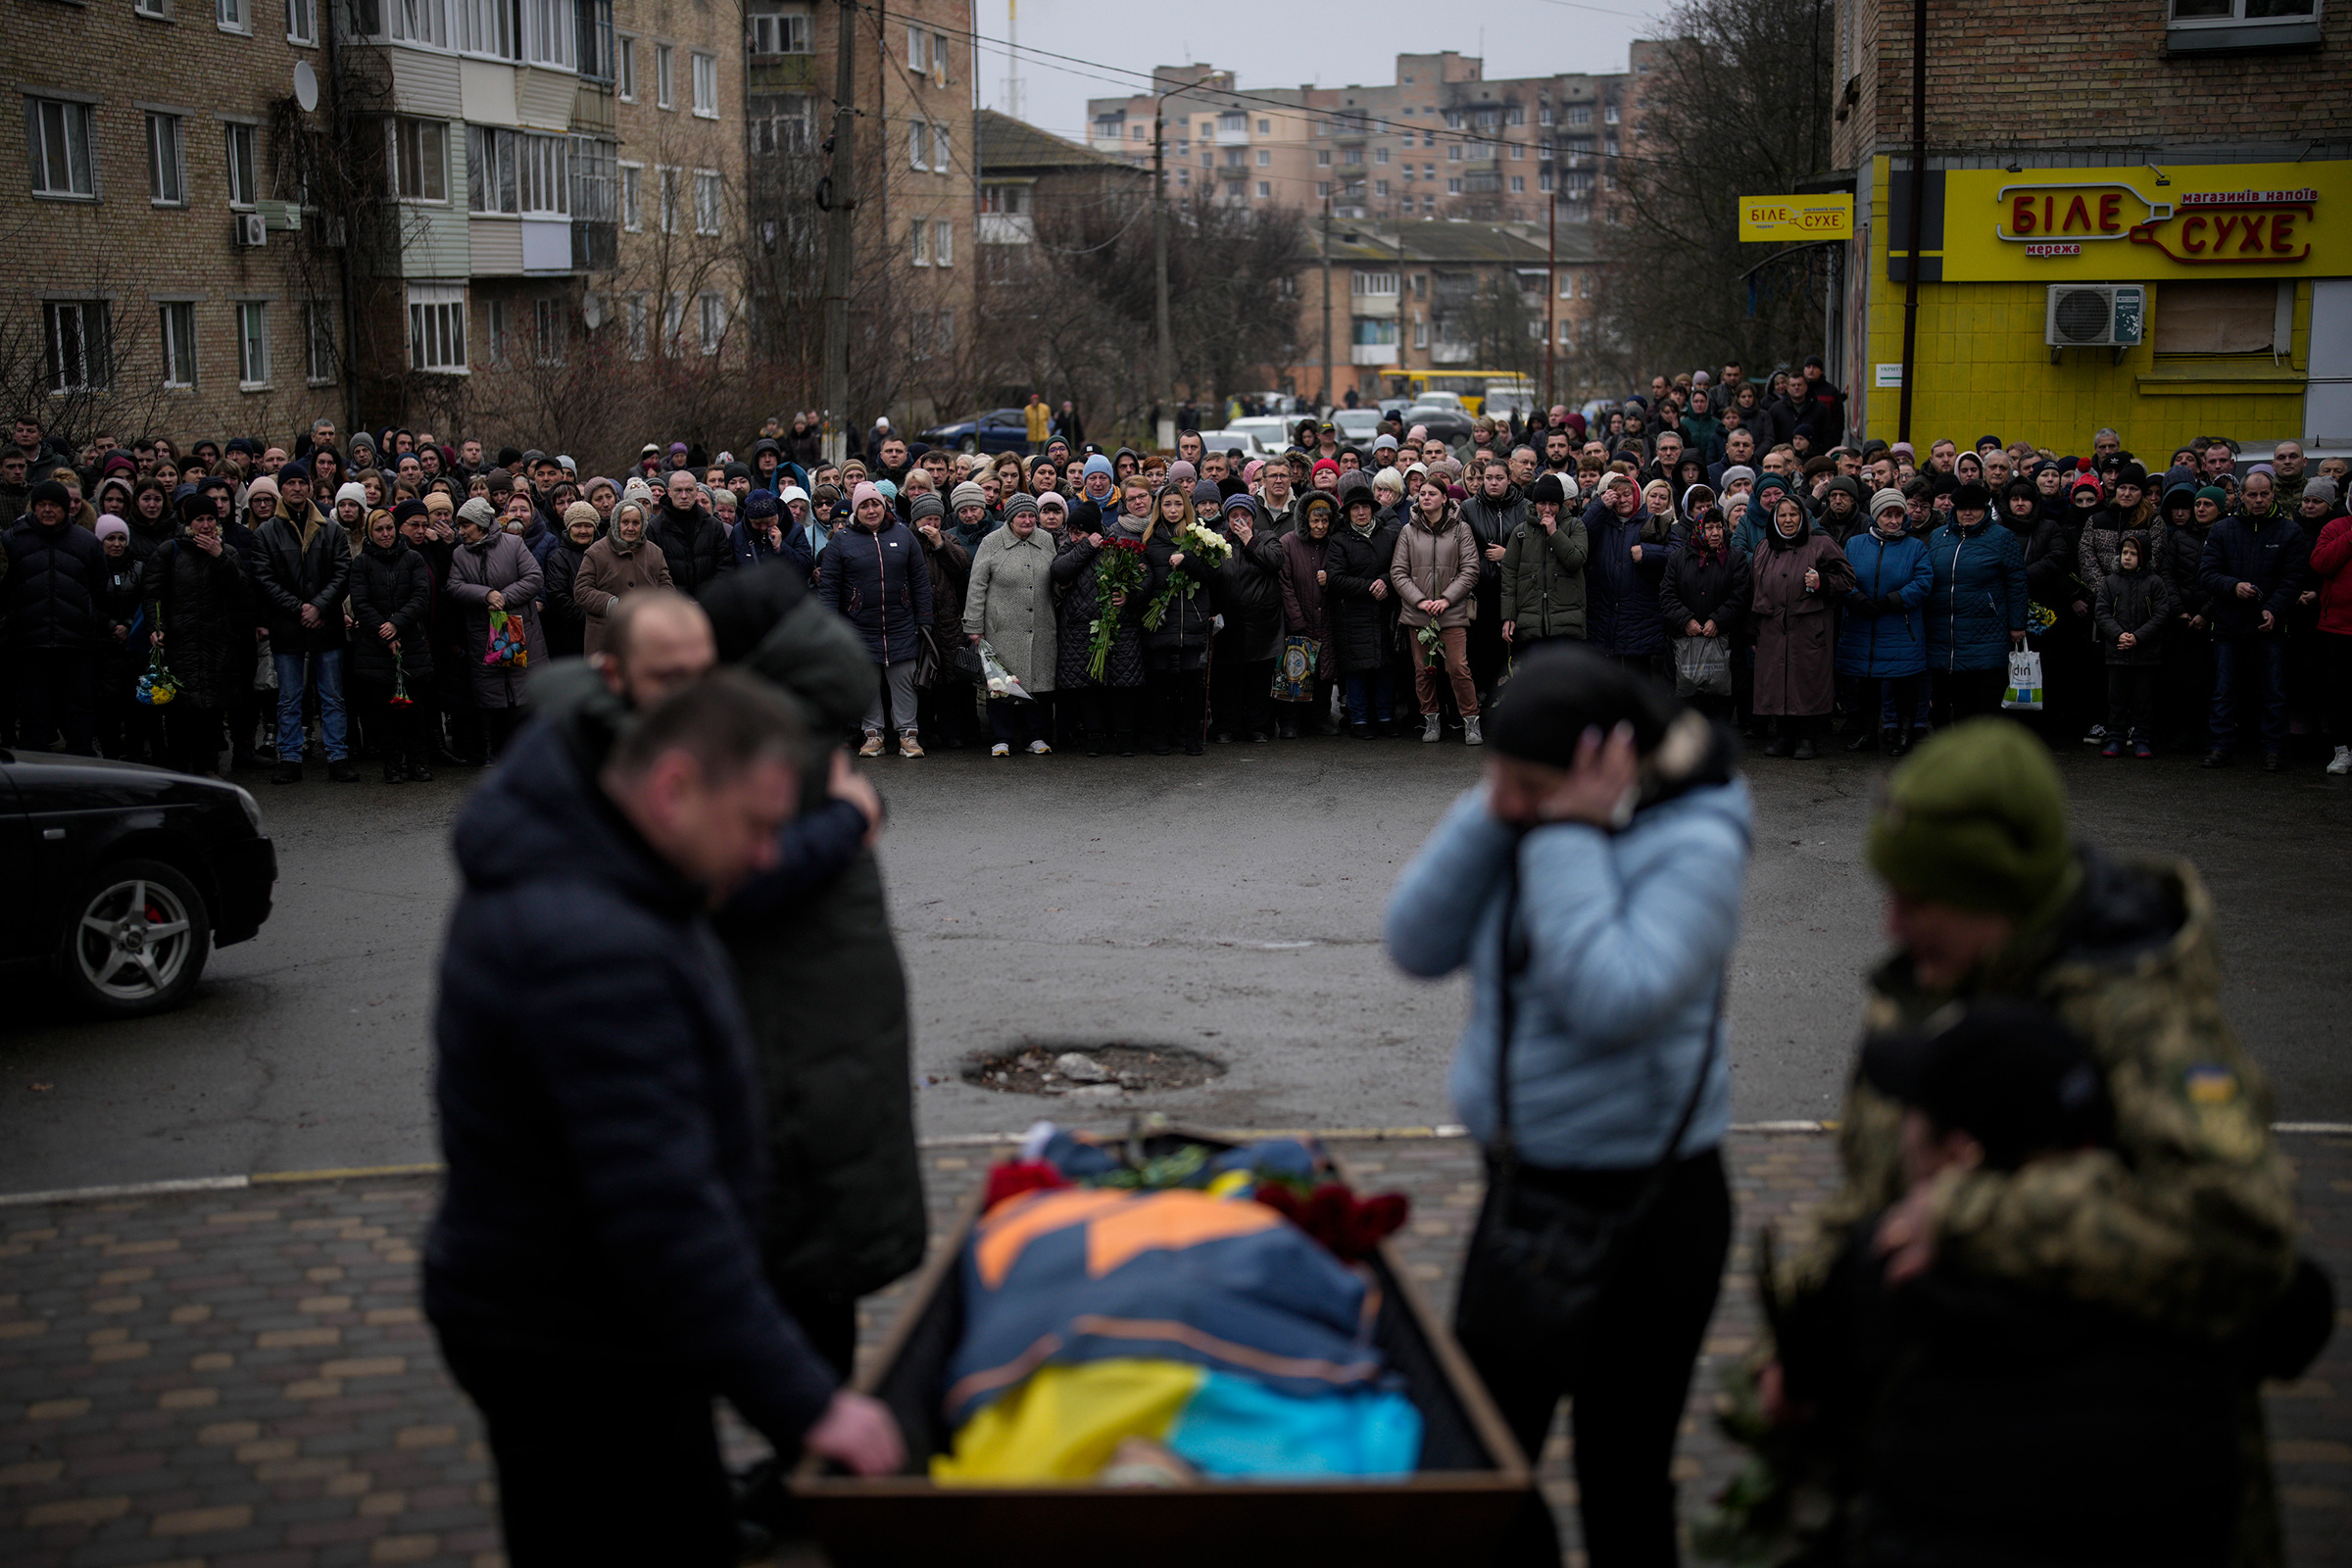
[1867,717,2073,917]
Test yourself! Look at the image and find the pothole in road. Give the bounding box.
[961,1043,1226,1100]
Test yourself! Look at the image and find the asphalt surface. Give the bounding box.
[3,729,2348,1192]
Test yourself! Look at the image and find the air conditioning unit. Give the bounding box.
[2045,283,2145,349]
[233,212,268,248]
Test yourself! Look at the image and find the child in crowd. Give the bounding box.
[2095,531,2174,758]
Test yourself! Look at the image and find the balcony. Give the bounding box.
[749,56,820,92]
[1430,339,1474,366]
[1349,291,1399,318]
[1350,343,1397,366]
[978,212,1035,245]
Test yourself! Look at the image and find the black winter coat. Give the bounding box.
[4,514,108,650]
[251,514,351,652]
[1658,542,1751,640]
[96,556,147,675]
[426,719,838,1446]
[819,518,933,665]
[1324,517,1402,674]
[1207,524,1285,663]
[2200,507,2311,637]
[646,502,736,599]
[2167,520,2217,622]
[540,539,590,659]
[1052,526,1145,689]
[347,538,436,687]
[1142,528,1216,670]
[2095,557,2175,667]
[145,535,250,709]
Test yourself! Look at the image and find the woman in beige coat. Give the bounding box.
[1390,476,1485,744]
[961,492,1058,755]
[574,500,673,658]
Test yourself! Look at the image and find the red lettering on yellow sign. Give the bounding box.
[2012,194,2036,235]
[2061,194,2092,232]
[2128,204,2315,265]
[2099,193,2122,233]
[2182,214,2207,254]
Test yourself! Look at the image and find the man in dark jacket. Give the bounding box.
[428,671,901,1568]
[1206,490,1285,743]
[5,478,107,754]
[648,468,737,599]
[1459,462,1525,705]
[820,481,931,757]
[249,471,356,783]
[2199,469,2311,770]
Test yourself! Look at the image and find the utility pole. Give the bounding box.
[818,0,857,466]
[1319,199,1333,417]
[1544,180,1557,414]
[1153,103,1173,452]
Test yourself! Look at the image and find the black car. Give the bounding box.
[1401,405,1479,451]
[0,752,276,1016]
[915,408,1031,455]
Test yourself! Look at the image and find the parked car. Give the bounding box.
[1333,409,1386,454]
[916,409,1031,455]
[1401,404,1479,450]
[1223,416,1298,455]
[0,753,276,1016]
[1193,428,1274,460]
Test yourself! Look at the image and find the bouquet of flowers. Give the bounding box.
[1085,536,1150,682]
[1142,519,1229,631]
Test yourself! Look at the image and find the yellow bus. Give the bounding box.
[1383,372,1539,417]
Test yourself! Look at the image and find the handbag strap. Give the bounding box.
[1490,831,1727,1188]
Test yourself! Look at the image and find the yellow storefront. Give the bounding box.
[1858,158,2352,458]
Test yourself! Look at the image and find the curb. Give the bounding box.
[5,1122,2346,1211]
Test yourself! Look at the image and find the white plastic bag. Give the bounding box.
[976,639,1031,702]
[2001,649,2044,711]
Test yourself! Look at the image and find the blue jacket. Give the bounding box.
[778,517,828,586]
[2199,507,2311,637]
[1385,780,1750,1169]
[818,515,933,663]
[730,516,789,574]
[1924,518,2028,674]
[1837,528,1933,678]
[424,720,838,1443]
[1581,498,1671,657]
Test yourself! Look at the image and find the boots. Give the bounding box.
[1421,714,1442,744]
[382,756,405,784]
[1463,715,1484,747]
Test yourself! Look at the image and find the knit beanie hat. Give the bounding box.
[1082,453,1114,482]
[2196,486,2228,507]
[245,474,280,504]
[950,480,987,513]
[393,499,428,526]
[780,485,809,509]
[1192,478,1222,511]
[1867,717,2077,920]
[563,501,600,531]
[909,492,945,522]
[2304,476,2338,507]
[95,514,128,542]
[1718,465,1756,489]
[457,496,499,533]
[743,488,779,520]
[851,481,882,512]
[423,490,455,516]
[28,478,71,512]
[335,482,369,510]
[1003,493,1040,520]
[1164,461,1198,488]
[1870,487,1907,517]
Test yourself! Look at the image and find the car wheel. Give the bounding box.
[55,859,212,1017]
[958,436,979,455]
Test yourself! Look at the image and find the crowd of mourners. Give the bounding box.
[4,360,2348,778]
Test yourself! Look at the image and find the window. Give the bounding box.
[932,123,949,172]
[1447,143,1462,162]
[697,291,723,354]
[392,118,446,201]
[454,0,513,53]
[305,301,335,382]
[2168,0,2321,42]
[906,23,927,71]
[1510,142,1524,160]
[160,302,198,388]
[1413,317,1427,348]
[147,113,186,205]
[577,0,610,78]
[662,292,683,350]
[655,43,673,108]
[1342,147,1360,166]
[1255,180,1269,198]
[484,296,509,361]
[931,29,950,79]
[235,300,270,386]
[286,0,315,41]
[136,0,171,17]
[45,301,112,391]
[693,169,720,233]
[218,0,244,29]
[1315,149,1331,167]
[910,218,929,265]
[1510,174,1525,193]
[1374,178,1388,196]
[658,166,677,231]
[750,10,808,53]
[1539,105,1554,126]
[1506,105,1524,126]
[388,0,448,46]
[1446,177,1461,194]
[936,308,954,355]
[1569,104,1591,126]
[615,35,635,97]
[407,284,465,371]
[1251,148,1267,168]
[691,51,715,116]
[932,217,951,266]
[624,292,647,359]
[1604,104,1619,123]
[1374,146,1389,165]
[516,132,565,214]
[1351,271,1397,296]
[521,0,573,67]
[224,122,259,207]
[619,161,640,228]
[467,125,513,212]
[907,120,927,169]
[535,296,564,363]
[26,99,98,199]
[1558,318,1573,345]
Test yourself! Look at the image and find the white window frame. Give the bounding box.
[2166,0,2321,31]
[749,10,809,54]
[44,300,112,392]
[160,301,199,389]
[1255,149,1270,168]
[692,168,720,234]
[224,121,259,208]
[305,300,335,383]
[1350,270,1397,297]
[690,50,716,116]
[522,0,575,69]
[658,165,678,232]
[406,283,466,373]
[1446,176,1462,195]
[662,291,684,351]
[457,0,515,56]
[387,0,449,47]
[515,131,566,216]
[907,119,927,170]
[235,299,270,388]
[1255,180,1269,198]
[286,0,316,42]
[618,160,641,229]
[26,98,99,200]
[615,34,636,97]
[655,42,673,109]
[931,122,949,173]
[910,218,929,266]
[1256,118,1269,133]
[1374,178,1388,197]
[1315,180,1329,199]
[1373,147,1388,166]
[697,290,724,355]
[932,217,951,267]
[1315,149,1330,167]
[147,113,186,206]
[218,0,247,31]
[392,118,448,203]
[1510,174,1525,193]
[906,23,927,72]
[534,296,564,364]
[930,29,949,81]
[136,0,172,17]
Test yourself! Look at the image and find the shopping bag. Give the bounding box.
[483,609,528,667]
[255,635,277,691]
[1673,634,1732,698]
[1270,636,1320,702]
[2002,649,2044,711]
[975,639,1032,702]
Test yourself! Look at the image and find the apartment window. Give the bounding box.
[619,161,640,228]
[1506,105,1525,126]
[1374,146,1389,165]
[1403,166,1414,181]
[1558,318,1573,345]
[1315,181,1330,199]
[658,166,677,231]
[655,43,673,108]
[1604,104,1619,123]
[1254,149,1270,168]
[467,125,514,212]
[27,99,98,199]
[932,217,951,266]
[160,302,198,388]
[691,51,715,116]
[1605,137,1619,156]
[1374,178,1388,197]
[907,121,927,169]
[697,291,723,354]
[624,292,647,359]
[136,0,171,17]
[931,29,950,79]
[1351,271,1397,296]
[932,123,950,172]
[1446,177,1461,194]
[693,169,720,233]
[577,0,611,78]
[392,118,447,202]
[286,0,315,41]
[43,300,111,392]
[2169,0,2321,39]
[1538,170,1553,193]
[235,300,270,386]
[1255,117,1269,133]
[218,0,245,30]
[1510,174,1525,193]
[1444,109,1463,129]
[1510,142,1525,160]
[1226,148,1244,168]
[224,122,259,207]
[1315,149,1331,167]
[407,284,465,372]
[388,0,448,46]
[1200,151,1211,168]
[481,295,508,360]
[305,300,335,382]
[1569,104,1591,125]
[146,114,186,205]
[522,0,574,68]
[1447,143,1462,162]
[517,131,565,214]
[1423,163,1434,177]
[662,292,683,349]
[1342,147,1361,166]
[1413,317,1427,349]
[936,308,954,355]
[534,296,564,363]
[1255,180,1269,198]
[615,35,636,97]
[750,9,808,53]
[910,218,929,266]
[906,23,928,71]
[454,0,514,54]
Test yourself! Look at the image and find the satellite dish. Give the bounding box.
[292,61,319,113]
[580,292,604,329]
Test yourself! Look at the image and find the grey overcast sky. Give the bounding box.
[966,0,1673,144]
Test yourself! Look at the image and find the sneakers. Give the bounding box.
[1421,715,1442,744]
[1027,739,1053,755]
[990,742,1011,758]
[2133,739,2156,760]
[2331,746,2352,776]
[858,731,885,758]
[898,731,924,759]
[1790,736,1817,760]
[271,760,303,785]
[2100,738,2123,759]
[2082,724,2107,746]
[1463,715,1484,747]
[2263,752,2283,773]
[2200,750,2230,768]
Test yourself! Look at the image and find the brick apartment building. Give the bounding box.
[1832,0,2352,455]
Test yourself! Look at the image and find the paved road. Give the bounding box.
[3,735,2348,1193]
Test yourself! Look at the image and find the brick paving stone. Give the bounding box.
[1,1134,2345,1566]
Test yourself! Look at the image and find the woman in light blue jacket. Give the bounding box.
[1385,643,1750,1567]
